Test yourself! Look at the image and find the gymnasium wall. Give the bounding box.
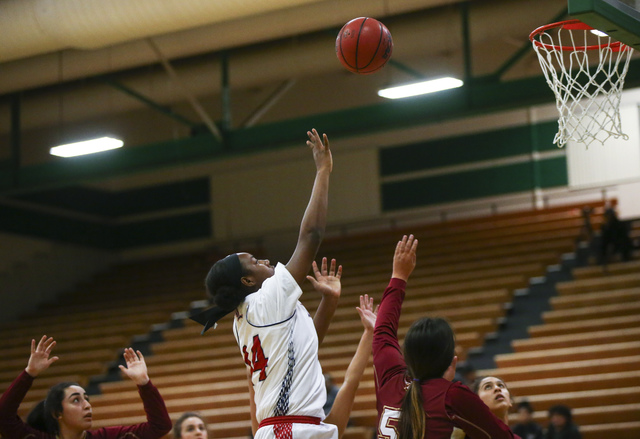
[0,100,615,261]
[379,122,567,211]
[0,231,115,322]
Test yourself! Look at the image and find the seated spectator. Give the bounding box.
[546,405,582,439]
[453,362,477,388]
[513,401,543,439]
[599,207,633,265]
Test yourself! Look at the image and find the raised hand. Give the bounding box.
[25,335,59,377]
[119,348,150,386]
[356,294,378,332]
[306,128,332,174]
[307,257,342,301]
[392,234,418,282]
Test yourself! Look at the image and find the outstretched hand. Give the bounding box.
[306,128,332,174]
[25,335,59,377]
[119,348,150,386]
[356,294,378,332]
[307,257,342,301]
[392,234,418,282]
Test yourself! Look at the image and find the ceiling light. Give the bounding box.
[590,29,608,37]
[378,77,464,99]
[50,137,124,158]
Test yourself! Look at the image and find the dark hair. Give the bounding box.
[517,400,534,414]
[397,317,456,439]
[548,404,573,423]
[472,376,510,395]
[27,382,79,435]
[173,412,207,439]
[472,376,484,394]
[205,258,248,311]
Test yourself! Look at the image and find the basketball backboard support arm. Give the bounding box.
[568,0,640,47]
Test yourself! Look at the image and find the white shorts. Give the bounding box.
[255,421,338,439]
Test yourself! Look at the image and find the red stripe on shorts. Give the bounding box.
[258,416,321,439]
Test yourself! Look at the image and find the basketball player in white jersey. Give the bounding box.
[196,128,339,439]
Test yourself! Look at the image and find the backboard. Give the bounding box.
[568,0,640,47]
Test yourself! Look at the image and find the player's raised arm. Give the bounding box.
[392,234,418,282]
[324,294,377,438]
[307,257,342,344]
[285,128,332,285]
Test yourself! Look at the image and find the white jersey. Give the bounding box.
[233,263,327,423]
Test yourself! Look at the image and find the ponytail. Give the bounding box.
[397,381,425,439]
[26,400,51,433]
[27,381,78,435]
[396,317,456,439]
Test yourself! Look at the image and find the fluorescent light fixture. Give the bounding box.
[591,29,608,37]
[50,137,123,158]
[378,77,464,99]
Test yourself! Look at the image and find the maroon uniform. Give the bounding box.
[372,278,516,439]
[0,371,171,439]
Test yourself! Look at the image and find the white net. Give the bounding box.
[531,20,634,148]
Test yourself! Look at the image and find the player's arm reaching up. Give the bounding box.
[324,294,378,438]
[307,256,342,343]
[285,128,332,285]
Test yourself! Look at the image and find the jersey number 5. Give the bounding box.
[243,334,269,381]
[378,407,400,439]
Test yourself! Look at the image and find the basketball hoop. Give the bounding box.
[530,19,634,148]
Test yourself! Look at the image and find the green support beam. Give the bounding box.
[100,76,198,128]
[492,8,568,80]
[7,53,640,194]
[10,94,21,187]
[221,51,232,133]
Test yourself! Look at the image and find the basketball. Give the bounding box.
[336,17,393,74]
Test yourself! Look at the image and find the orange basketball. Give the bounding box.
[336,17,393,74]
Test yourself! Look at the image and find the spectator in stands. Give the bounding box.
[0,336,171,439]
[576,206,594,245]
[545,405,582,439]
[191,129,340,438]
[373,235,515,439]
[513,401,544,439]
[323,373,340,415]
[173,412,208,439]
[599,207,633,265]
[453,362,477,389]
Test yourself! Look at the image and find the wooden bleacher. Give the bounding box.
[4,201,635,439]
[484,242,640,439]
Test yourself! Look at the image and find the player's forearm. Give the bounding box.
[287,168,331,283]
[298,168,330,245]
[344,329,373,385]
[313,292,339,344]
[324,329,372,437]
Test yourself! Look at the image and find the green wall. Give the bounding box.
[380,122,568,211]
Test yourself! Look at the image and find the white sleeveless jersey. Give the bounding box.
[233,263,327,423]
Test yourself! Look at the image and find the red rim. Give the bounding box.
[530,19,627,52]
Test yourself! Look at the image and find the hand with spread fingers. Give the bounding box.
[306,257,342,301]
[356,294,378,333]
[119,348,150,386]
[25,335,59,377]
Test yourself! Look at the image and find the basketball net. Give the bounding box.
[530,20,633,148]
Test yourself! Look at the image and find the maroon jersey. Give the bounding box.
[0,371,171,439]
[372,278,516,439]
